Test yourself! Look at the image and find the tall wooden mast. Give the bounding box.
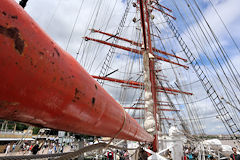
[139,0,159,152]
[81,0,190,152]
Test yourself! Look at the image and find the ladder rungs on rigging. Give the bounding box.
[160,3,240,139]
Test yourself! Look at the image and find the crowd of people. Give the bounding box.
[106,150,130,160]
[183,146,240,160]
[104,146,240,160]
[4,140,70,155]
[4,141,240,159]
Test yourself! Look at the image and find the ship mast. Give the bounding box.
[82,0,192,151]
[139,0,159,152]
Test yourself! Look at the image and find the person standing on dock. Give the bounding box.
[107,151,114,160]
[4,143,11,154]
[230,147,240,160]
[12,143,16,152]
[31,141,40,155]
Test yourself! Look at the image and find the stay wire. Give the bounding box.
[152,19,191,133]
[170,0,240,110]
[98,0,132,85]
[76,0,101,61]
[181,0,240,121]
[190,0,240,99]
[167,0,236,135]
[65,0,85,51]
[169,0,239,135]
[169,0,216,85]
[87,0,118,73]
[46,0,63,30]
[153,19,201,134]
[207,0,240,55]
[186,0,240,98]
[185,0,240,124]
[83,0,104,69]
[153,13,205,135]
[155,75,191,135]
[119,27,142,113]
[171,72,199,135]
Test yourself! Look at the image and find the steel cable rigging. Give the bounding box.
[152,12,206,136]
[160,0,240,138]
[87,0,119,73]
[169,0,240,127]
[184,0,240,126]
[65,0,85,52]
[185,0,240,101]
[45,0,63,30]
[151,17,204,135]
[76,0,102,61]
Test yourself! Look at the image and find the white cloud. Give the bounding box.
[14,0,240,136]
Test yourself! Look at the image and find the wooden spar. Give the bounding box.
[135,1,173,13]
[120,85,178,95]
[84,37,189,69]
[92,76,193,95]
[91,29,187,62]
[151,6,176,20]
[134,103,172,106]
[0,0,154,142]
[91,29,141,47]
[138,100,170,103]
[123,107,180,112]
[134,117,175,120]
[153,3,173,12]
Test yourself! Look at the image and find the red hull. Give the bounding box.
[0,0,153,142]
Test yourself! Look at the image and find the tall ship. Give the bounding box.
[0,0,240,159]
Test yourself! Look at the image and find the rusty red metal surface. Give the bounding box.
[0,0,154,142]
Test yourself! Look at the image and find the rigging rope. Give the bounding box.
[188,0,240,95]
[162,2,240,138]
[76,0,102,61]
[155,75,191,135]
[45,0,63,30]
[97,0,132,85]
[87,0,119,73]
[169,0,240,128]
[185,0,240,125]
[152,11,206,135]
[190,0,240,105]
[65,0,85,51]
[207,0,240,56]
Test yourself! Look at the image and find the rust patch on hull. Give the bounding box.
[0,25,24,54]
[54,48,60,57]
